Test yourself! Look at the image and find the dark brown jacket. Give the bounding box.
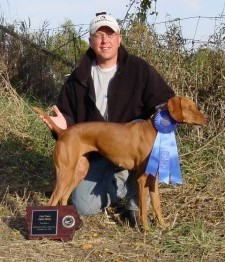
[56,45,175,126]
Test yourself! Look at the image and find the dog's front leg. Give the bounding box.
[137,174,150,230]
[148,174,169,228]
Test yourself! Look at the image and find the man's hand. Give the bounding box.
[40,105,67,131]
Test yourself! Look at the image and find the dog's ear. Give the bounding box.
[167,96,183,122]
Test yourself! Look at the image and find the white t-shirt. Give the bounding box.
[91,61,117,119]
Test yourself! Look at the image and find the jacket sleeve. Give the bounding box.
[56,81,77,127]
[142,64,175,117]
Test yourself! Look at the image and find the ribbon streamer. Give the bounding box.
[145,109,182,184]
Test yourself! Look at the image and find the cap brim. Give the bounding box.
[90,23,119,35]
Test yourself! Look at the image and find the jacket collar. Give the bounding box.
[73,45,128,85]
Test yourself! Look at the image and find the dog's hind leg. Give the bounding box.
[48,166,74,206]
[48,156,90,206]
[60,156,90,205]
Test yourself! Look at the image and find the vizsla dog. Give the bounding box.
[34,96,206,229]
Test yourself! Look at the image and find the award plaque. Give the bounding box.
[24,205,83,241]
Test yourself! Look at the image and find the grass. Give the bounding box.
[0,63,225,261]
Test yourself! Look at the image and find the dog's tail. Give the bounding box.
[33,107,63,136]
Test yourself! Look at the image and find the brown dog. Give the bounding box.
[34,96,207,229]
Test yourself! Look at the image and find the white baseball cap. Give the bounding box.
[89,12,120,35]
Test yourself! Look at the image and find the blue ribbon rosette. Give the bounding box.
[145,109,182,184]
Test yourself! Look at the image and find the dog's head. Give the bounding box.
[167,96,207,125]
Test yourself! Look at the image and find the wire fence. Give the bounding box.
[1,14,225,103]
[150,15,225,51]
[5,14,225,51]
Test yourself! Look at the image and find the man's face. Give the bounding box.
[89,26,121,64]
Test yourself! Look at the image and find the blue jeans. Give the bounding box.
[71,156,139,215]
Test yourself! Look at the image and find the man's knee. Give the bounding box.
[71,190,108,215]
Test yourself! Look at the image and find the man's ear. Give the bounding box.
[167,96,183,122]
[118,34,122,47]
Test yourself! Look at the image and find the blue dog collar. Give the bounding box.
[153,109,178,133]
